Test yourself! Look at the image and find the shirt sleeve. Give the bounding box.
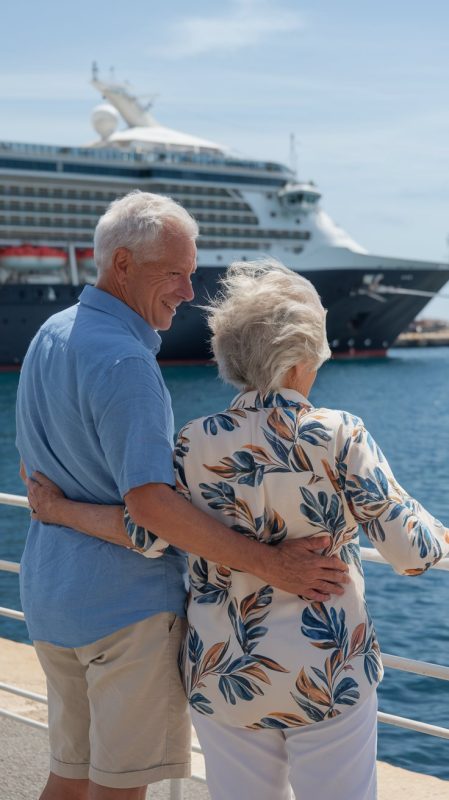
[123,505,170,559]
[337,414,449,575]
[173,424,192,502]
[120,423,193,558]
[91,355,175,497]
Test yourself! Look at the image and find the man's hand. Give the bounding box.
[260,535,350,601]
[26,471,65,522]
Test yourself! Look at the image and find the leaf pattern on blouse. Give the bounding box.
[204,406,332,487]
[199,481,287,544]
[190,559,232,605]
[180,585,288,713]
[202,408,248,436]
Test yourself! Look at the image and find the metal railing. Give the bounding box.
[1,491,449,799]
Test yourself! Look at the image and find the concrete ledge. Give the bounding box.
[1,637,447,799]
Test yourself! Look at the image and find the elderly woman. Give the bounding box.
[28,259,448,800]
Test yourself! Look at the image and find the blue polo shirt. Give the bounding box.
[16,286,188,647]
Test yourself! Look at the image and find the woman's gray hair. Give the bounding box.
[207,259,331,393]
[94,190,199,273]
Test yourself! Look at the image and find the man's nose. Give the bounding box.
[181,274,194,302]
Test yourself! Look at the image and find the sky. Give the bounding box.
[1,0,449,318]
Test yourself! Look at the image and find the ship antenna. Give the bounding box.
[92,61,99,81]
[289,133,298,177]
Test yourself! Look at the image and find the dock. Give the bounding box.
[395,328,449,347]
[1,637,447,800]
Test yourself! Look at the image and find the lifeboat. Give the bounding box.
[0,245,67,271]
[76,248,96,275]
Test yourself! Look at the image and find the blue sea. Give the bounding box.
[1,348,448,781]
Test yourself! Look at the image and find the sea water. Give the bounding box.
[1,347,448,780]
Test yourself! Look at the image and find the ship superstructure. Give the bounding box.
[1,66,448,364]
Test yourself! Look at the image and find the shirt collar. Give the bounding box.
[229,388,313,410]
[79,285,162,355]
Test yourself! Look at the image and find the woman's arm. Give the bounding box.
[26,469,350,600]
[336,417,449,574]
[27,473,128,547]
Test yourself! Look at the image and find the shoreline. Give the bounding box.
[395,329,449,347]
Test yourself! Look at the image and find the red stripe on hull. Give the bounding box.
[0,364,21,373]
[332,349,387,360]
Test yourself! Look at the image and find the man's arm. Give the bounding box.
[27,473,349,601]
[126,483,349,598]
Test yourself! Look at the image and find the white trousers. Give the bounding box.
[192,692,378,800]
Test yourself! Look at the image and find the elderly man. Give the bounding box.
[16,191,349,800]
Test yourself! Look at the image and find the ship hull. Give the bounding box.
[1,265,448,366]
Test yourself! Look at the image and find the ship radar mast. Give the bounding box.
[90,62,157,128]
[289,133,298,177]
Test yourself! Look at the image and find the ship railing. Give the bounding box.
[1,491,449,800]
[0,140,290,175]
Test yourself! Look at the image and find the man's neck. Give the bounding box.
[96,277,128,307]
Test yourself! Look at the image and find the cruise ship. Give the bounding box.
[1,65,448,365]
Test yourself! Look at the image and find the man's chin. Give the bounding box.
[155,319,174,332]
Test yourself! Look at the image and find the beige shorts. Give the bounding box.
[34,612,190,789]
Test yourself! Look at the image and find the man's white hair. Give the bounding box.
[207,259,331,393]
[93,190,199,274]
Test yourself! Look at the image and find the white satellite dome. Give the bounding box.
[91,103,119,140]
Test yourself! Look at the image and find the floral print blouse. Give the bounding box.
[127,388,449,730]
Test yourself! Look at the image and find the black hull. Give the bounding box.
[1,266,449,366]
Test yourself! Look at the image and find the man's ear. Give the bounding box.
[112,247,132,285]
